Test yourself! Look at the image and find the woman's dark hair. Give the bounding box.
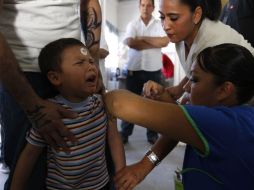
[197,43,254,104]
[180,0,222,21]
[38,38,85,98]
[39,38,85,75]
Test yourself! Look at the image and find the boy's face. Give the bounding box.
[56,45,99,102]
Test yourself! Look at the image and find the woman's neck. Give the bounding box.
[184,21,202,56]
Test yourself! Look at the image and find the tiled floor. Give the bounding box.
[119,124,185,190]
[0,123,185,190]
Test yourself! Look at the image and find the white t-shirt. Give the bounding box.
[0,0,81,72]
[124,16,167,71]
[176,18,254,77]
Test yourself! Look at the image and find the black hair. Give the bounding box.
[39,38,85,75]
[38,38,86,98]
[140,0,155,7]
[197,43,254,104]
[180,0,222,21]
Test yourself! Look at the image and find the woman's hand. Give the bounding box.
[143,80,175,103]
[114,161,149,190]
[143,80,164,99]
[165,84,184,101]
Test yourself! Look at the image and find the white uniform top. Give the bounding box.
[176,18,254,77]
[0,0,80,72]
[124,16,167,72]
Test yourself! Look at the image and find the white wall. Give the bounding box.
[104,0,118,28]
[117,0,139,41]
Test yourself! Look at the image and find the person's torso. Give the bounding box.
[0,0,81,72]
[182,105,254,190]
[175,18,254,77]
[126,17,165,71]
[27,94,109,190]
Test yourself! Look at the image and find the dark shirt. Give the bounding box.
[220,0,254,47]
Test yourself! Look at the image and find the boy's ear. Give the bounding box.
[47,71,61,86]
[216,81,236,101]
[193,6,202,24]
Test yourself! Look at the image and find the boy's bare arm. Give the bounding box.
[107,116,126,172]
[10,144,43,190]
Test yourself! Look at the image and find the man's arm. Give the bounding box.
[141,36,169,48]
[126,36,169,50]
[80,0,102,64]
[80,0,105,93]
[125,37,154,50]
[99,48,109,59]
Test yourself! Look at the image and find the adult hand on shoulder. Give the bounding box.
[114,162,147,190]
[27,99,78,152]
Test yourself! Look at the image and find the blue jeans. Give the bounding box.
[121,70,161,140]
[0,72,53,190]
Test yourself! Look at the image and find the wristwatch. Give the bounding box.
[145,149,161,166]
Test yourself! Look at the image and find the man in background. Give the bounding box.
[120,0,169,145]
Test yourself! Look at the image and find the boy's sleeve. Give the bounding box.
[26,128,46,148]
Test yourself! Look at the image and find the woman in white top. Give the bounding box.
[158,0,254,102]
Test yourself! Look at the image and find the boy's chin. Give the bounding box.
[87,88,97,95]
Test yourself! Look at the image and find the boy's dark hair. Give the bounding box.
[180,0,222,21]
[39,38,85,75]
[197,43,254,104]
[38,38,85,98]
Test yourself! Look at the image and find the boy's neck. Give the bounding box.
[59,93,90,104]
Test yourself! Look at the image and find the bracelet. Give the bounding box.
[145,149,161,166]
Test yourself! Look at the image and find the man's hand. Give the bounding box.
[26,99,78,152]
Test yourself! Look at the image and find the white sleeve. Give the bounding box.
[124,21,136,44]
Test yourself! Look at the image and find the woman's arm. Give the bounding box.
[114,135,178,189]
[143,80,175,102]
[107,116,126,172]
[10,143,43,190]
[166,76,189,101]
[104,89,204,152]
